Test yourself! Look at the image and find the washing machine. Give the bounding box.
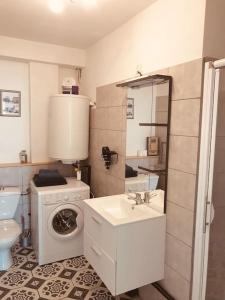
[30,178,90,265]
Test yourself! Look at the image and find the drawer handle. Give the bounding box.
[91,245,102,257]
[92,215,102,225]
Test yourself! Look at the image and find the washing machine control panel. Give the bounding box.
[41,190,90,205]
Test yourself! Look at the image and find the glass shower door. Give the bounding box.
[205,68,225,300]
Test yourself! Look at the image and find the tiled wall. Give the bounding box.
[90,59,204,300]
[89,84,127,197]
[160,59,203,300]
[0,163,73,230]
[205,69,225,299]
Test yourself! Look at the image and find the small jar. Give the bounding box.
[19,150,27,164]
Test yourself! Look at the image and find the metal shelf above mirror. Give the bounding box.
[116,74,171,88]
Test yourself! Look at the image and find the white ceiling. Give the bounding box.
[0,0,155,49]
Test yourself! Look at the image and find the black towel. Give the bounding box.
[33,169,67,187]
[125,164,138,178]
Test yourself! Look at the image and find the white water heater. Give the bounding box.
[48,94,90,164]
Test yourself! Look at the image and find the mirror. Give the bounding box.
[119,75,172,213]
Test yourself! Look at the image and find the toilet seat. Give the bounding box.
[0,219,21,246]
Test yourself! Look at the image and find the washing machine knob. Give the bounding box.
[64,196,69,201]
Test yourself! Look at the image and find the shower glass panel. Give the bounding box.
[206,68,225,300]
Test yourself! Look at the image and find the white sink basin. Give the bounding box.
[84,192,164,226]
[104,199,143,220]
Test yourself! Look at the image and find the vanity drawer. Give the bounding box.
[84,206,116,259]
[84,231,116,296]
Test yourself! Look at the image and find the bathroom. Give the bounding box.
[0,0,225,300]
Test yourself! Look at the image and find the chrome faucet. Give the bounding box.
[144,191,151,204]
[144,191,158,204]
[127,192,143,205]
[127,191,158,207]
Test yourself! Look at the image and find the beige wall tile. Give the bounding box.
[216,92,225,137]
[169,59,203,100]
[108,84,127,107]
[156,96,169,112]
[90,107,108,129]
[106,155,125,180]
[91,168,107,197]
[214,137,225,173]
[90,129,124,159]
[165,234,192,281]
[105,130,124,156]
[169,135,199,174]
[160,265,190,300]
[89,128,105,159]
[170,99,200,137]
[96,85,110,107]
[107,106,126,131]
[155,111,168,124]
[166,202,194,247]
[212,172,225,207]
[96,83,127,107]
[121,131,127,156]
[167,169,196,211]
[206,206,225,300]
[105,174,125,196]
[89,156,106,173]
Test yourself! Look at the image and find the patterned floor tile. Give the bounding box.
[38,277,73,299]
[58,269,76,280]
[27,250,38,263]
[0,286,9,299]
[63,256,90,271]
[25,277,45,290]
[66,286,89,299]
[16,248,33,256]
[0,269,32,290]
[72,269,101,290]
[85,286,115,300]
[32,262,64,280]
[20,261,39,271]
[2,286,39,300]
[0,245,139,300]
[0,271,6,278]
[11,254,27,269]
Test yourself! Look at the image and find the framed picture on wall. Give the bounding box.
[127,97,134,119]
[0,90,21,117]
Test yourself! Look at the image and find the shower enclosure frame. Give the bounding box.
[192,59,225,300]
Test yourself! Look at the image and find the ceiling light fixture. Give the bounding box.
[49,0,64,13]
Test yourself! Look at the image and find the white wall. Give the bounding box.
[83,0,206,100]
[0,60,30,163]
[30,62,59,162]
[0,59,78,164]
[0,35,86,67]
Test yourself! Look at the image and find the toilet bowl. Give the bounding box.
[0,220,21,269]
[0,187,21,270]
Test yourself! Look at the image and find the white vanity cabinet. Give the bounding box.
[83,196,166,296]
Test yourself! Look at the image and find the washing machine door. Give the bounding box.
[48,204,83,240]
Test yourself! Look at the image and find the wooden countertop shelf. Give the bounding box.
[0,161,56,168]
